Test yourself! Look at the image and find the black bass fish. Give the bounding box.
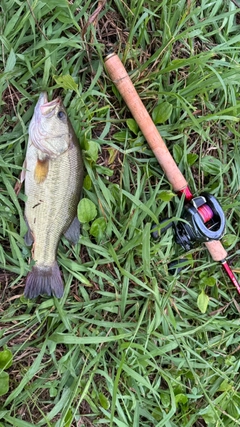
[22,92,83,298]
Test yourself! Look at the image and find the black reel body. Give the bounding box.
[151,192,226,275]
[174,193,226,251]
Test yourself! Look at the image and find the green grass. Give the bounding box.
[1,0,240,426]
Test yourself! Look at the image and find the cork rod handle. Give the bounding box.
[205,241,227,262]
[104,53,188,193]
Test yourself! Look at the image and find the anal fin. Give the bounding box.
[64,216,80,245]
[24,217,34,246]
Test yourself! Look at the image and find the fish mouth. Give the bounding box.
[29,92,69,158]
[38,92,61,116]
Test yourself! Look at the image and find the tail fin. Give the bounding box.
[24,261,64,299]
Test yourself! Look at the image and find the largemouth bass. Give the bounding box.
[23,92,83,298]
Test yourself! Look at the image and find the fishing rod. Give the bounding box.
[104,52,240,295]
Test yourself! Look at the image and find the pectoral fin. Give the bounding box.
[14,159,27,195]
[20,159,27,183]
[24,217,34,246]
[64,216,80,245]
[34,158,49,184]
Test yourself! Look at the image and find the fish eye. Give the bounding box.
[57,111,66,120]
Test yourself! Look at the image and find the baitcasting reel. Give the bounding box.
[174,193,226,251]
[152,193,226,252]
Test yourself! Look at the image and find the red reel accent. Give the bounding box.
[179,187,214,223]
[179,186,193,202]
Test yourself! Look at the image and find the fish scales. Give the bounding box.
[25,141,81,264]
[23,92,83,298]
